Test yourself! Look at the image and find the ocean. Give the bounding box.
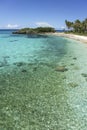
[0,30,87,129]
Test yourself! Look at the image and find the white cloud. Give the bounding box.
[35,22,53,27]
[6,24,19,29]
[61,26,65,29]
[57,26,66,30]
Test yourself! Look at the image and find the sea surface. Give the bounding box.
[0,30,87,130]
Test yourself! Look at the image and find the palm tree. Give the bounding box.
[65,20,73,29]
[65,18,87,34]
[73,19,81,33]
[83,18,87,32]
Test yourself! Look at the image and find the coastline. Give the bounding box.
[47,32,87,44]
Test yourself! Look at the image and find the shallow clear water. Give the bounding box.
[0,30,87,129]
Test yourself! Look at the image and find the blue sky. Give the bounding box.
[0,0,87,29]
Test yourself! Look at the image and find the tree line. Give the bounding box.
[65,18,87,33]
[13,27,55,34]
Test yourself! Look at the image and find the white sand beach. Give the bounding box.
[49,32,87,43]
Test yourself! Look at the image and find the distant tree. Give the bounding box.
[35,27,55,33]
[65,18,87,34]
[73,19,81,32]
[65,20,73,29]
[13,27,55,34]
[83,18,87,32]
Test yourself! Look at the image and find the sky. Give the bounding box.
[0,0,87,29]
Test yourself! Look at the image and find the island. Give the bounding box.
[12,27,55,34]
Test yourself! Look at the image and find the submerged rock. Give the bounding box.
[70,63,74,66]
[3,56,10,59]
[85,78,87,81]
[68,82,78,88]
[0,62,4,67]
[33,67,37,71]
[0,58,8,67]
[73,57,77,60]
[55,66,68,72]
[14,62,26,67]
[9,40,18,42]
[21,69,27,73]
[81,73,87,77]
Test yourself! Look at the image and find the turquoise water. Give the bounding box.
[0,30,87,129]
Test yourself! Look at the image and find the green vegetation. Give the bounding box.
[13,27,55,34]
[65,18,87,34]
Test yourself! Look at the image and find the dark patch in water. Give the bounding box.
[68,82,78,87]
[10,34,26,38]
[69,56,72,57]
[1,36,10,38]
[9,40,18,42]
[13,62,26,67]
[10,34,48,39]
[81,73,87,77]
[21,69,27,73]
[0,57,9,67]
[33,67,37,71]
[73,57,77,60]
[3,56,10,59]
[70,63,74,66]
[27,34,48,38]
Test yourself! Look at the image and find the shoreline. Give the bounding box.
[46,32,87,44]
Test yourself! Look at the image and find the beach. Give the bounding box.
[48,32,87,44]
